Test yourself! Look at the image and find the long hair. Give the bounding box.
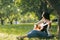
[42,12,50,20]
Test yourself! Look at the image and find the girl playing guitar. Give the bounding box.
[17,12,53,40]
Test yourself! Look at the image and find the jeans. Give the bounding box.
[27,30,48,38]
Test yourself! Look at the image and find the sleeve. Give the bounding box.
[43,23,48,27]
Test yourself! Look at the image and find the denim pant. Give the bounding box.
[27,30,48,38]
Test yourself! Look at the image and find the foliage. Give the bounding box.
[20,12,38,23]
[0,0,56,25]
[20,0,54,20]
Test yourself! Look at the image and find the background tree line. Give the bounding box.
[0,0,55,25]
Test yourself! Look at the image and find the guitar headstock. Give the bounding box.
[52,19,57,22]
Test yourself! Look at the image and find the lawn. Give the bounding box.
[0,23,34,35]
[0,23,58,40]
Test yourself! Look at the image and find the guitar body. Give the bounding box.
[34,23,48,31]
[34,24,41,30]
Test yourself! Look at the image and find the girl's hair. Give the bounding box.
[42,12,50,20]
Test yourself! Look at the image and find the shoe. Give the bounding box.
[16,36,23,40]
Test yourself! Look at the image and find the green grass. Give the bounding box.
[0,23,58,40]
[0,23,34,35]
[0,23,57,35]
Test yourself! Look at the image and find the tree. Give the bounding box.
[46,0,60,39]
[0,0,14,25]
[0,0,21,24]
[20,0,53,20]
[0,0,54,24]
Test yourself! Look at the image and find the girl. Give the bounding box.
[17,12,53,40]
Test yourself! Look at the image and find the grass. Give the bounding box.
[0,23,58,40]
[0,23,34,35]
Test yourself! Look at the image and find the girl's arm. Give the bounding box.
[35,19,44,25]
[33,23,44,31]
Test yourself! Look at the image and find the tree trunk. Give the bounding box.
[1,19,4,25]
[8,18,13,24]
[58,15,60,39]
[46,0,60,39]
[10,20,13,24]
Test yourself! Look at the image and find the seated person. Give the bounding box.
[17,12,53,40]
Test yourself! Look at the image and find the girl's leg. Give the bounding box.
[17,30,39,40]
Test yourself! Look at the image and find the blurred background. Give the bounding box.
[0,0,58,40]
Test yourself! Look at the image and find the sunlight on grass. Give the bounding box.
[0,23,58,40]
